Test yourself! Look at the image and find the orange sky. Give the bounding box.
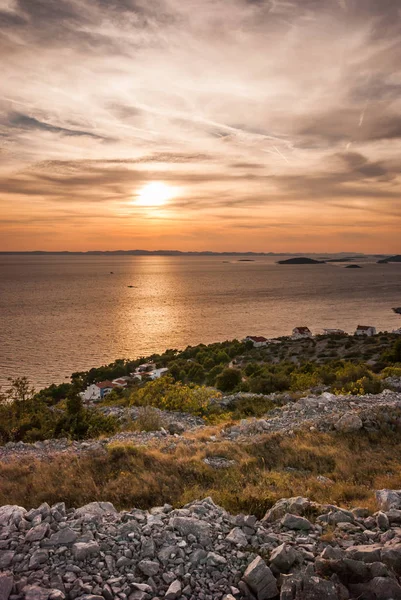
[1,0,401,253]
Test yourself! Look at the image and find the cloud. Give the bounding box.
[0,0,401,251]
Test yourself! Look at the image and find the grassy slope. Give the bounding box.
[2,426,401,516]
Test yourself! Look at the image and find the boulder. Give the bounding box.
[0,505,26,527]
[334,413,363,433]
[43,527,77,546]
[349,577,401,600]
[376,489,401,511]
[25,523,50,542]
[281,513,313,531]
[242,555,278,600]
[226,527,248,547]
[269,543,298,573]
[170,516,211,542]
[75,501,117,517]
[345,544,382,563]
[262,497,310,523]
[280,573,345,600]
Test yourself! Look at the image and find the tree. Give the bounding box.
[215,368,242,392]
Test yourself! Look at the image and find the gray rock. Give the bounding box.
[242,555,278,600]
[0,551,14,569]
[281,513,313,531]
[334,413,363,432]
[0,505,26,527]
[262,497,310,523]
[376,489,401,511]
[72,541,100,561]
[269,543,298,572]
[138,559,160,576]
[349,576,401,600]
[75,501,117,517]
[0,573,13,600]
[170,516,211,542]
[29,549,49,569]
[165,579,182,599]
[43,527,77,546]
[226,527,248,547]
[25,522,50,542]
[377,511,390,530]
[345,544,382,563]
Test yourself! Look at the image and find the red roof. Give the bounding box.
[294,327,311,333]
[357,325,374,330]
[96,380,117,389]
[247,336,268,342]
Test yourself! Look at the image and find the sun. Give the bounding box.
[135,182,175,207]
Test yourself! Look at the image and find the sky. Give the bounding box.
[0,0,401,253]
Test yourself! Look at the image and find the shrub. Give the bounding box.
[130,376,219,416]
[132,407,165,432]
[215,368,242,392]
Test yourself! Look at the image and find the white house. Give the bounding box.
[243,335,269,348]
[392,327,401,335]
[292,327,313,339]
[82,380,117,402]
[149,367,169,380]
[355,325,376,336]
[323,328,346,335]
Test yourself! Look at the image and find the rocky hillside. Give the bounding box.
[3,490,401,600]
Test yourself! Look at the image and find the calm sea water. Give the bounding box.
[0,255,400,389]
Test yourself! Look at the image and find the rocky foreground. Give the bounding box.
[3,491,401,600]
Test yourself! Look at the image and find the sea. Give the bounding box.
[0,254,400,389]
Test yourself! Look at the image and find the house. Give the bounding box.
[130,364,169,381]
[323,328,346,335]
[82,380,117,402]
[149,367,169,380]
[355,325,376,336]
[392,328,401,335]
[243,335,268,348]
[137,363,156,373]
[292,327,313,339]
[112,377,129,387]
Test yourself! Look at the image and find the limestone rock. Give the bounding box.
[226,527,248,547]
[281,513,313,531]
[242,555,278,600]
[334,413,363,432]
[75,501,117,517]
[376,489,401,511]
[269,543,298,572]
[262,497,310,523]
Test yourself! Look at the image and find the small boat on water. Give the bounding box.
[392,307,401,314]
[127,285,135,288]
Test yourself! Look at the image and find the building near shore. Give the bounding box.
[292,327,313,339]
[355,325,376,336]
[243,335,269,348]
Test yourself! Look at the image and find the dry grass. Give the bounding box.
[1,428,401,517]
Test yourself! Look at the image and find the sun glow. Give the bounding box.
[135,182,175,207]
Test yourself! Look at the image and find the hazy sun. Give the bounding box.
[135,182,175,207]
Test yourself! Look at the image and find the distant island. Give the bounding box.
[345,264,362,269]
[378,255,401,264]
[277,257,325,265]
